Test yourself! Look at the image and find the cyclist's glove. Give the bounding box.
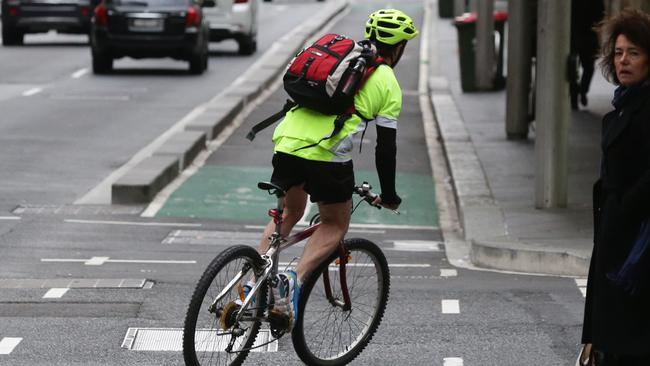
[380,192,402,205]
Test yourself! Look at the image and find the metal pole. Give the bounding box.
[475,0,495,90]
[454,0,466,16]
[505,0,534,139]
[534,0,571,208]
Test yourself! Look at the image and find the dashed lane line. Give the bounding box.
[22,87,42,96]
[441,299,460,314]
[440,269,458,277]
[444,357,464,366]
[0,216,20,220]
[43,288,69,299]
[388,240,442,252]
[0,337,22,355]
[71,68,88,79]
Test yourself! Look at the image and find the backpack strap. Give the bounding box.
[291,113,351,152]
[246,99,298,141]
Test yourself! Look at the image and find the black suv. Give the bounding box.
[89,0,211,74]
[1,0,98,45]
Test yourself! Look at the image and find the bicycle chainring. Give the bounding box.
[219,301,241,330]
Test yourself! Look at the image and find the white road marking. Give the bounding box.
[245,223,435,231]
[443,357,464,366]
[440,269,458,277]
[64,219,201,227]
[278,262,430,268]
[121,327,277,352]
[0,216,20,220]
[22,87,42,96]
[441,299,460,314]
[575,278,587,297]
[43,288,69,298]
[41,257,196,265]
[71,68,89,79]
[389,240,442,252]
[575,278,587,287]
[85,257,110,265]
[0,337,22,355]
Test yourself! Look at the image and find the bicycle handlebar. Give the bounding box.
[353,182,400,214]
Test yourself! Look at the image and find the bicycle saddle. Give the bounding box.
[257,181,286,197]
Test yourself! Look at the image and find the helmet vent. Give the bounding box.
[377,21,399,29]
[377,30,393,38]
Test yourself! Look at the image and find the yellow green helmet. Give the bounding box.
[364,9,419,45]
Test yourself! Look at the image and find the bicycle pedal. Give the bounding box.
[268,309,291,332]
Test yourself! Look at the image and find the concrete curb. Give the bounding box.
[428,76,589,276]
[110,0,349,205]
[112,156,179,204]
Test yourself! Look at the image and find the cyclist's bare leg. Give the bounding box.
[258,185,307,253]
[295,199,351,282]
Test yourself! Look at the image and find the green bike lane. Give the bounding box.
[155,0,439,231]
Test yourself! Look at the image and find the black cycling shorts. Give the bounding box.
[270,152,354,204]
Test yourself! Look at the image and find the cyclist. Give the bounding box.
[258,8,419,330]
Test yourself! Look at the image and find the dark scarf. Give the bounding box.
[607,78,650,295]
[611,78,650,110]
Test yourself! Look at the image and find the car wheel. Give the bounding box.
[189,52,206,75]
[92,53,113,74]
[2,25,24,46]
[237,34,257,56]
[263,0,271,2]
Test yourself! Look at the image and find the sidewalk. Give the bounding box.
[428,6,615,276]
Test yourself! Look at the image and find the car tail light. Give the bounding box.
[80,6,90,17]
[94,4,108,26]
[234,0,248,3]
[8,6,18,16]
[185,5,200,27]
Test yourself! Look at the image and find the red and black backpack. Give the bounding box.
[246,33,383,149]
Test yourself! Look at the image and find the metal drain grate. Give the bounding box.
[122,328,277,352]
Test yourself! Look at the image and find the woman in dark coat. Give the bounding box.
[580,9,650,366]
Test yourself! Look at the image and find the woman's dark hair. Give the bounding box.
[597,8,650,84]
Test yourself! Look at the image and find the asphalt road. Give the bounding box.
[0,0,587,365]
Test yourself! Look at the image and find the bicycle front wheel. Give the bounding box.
[292,238,390,365]
[183,245,267,366]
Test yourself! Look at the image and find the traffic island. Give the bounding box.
[111,156,179,204]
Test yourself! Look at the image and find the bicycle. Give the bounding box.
[182,181,392,366]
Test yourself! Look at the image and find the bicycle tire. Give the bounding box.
[292,238,390,365]
[183,245,267,366]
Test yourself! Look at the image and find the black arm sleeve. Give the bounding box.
[375,125,401,205]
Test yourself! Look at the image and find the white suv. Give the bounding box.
[203,0,257,55]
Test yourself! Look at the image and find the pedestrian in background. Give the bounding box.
[580,8,650,366]
[569,0,605,110]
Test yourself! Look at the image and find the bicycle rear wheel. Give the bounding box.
[183,245,267,366]
[292,238,390,365]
